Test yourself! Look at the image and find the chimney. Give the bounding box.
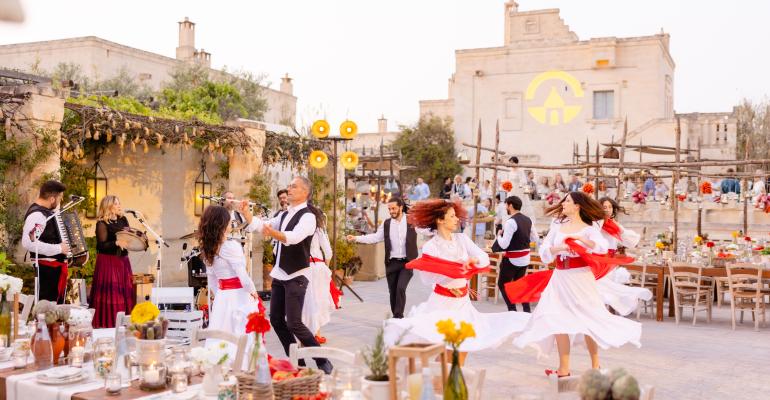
[176,17,196,61]
[378,115,388,133]
[280,73,293,95]
[194,48,211,68]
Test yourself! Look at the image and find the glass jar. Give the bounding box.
[139,363,167,391]
[168,347,192,383]
[93,337,115,379]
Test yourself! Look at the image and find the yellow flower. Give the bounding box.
[694,236,703,244]
[731,231,739,238]
[655,241,665,250]
[131,301,160,324]
[457,322,476,343]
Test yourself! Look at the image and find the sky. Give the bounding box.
[1,0,769,132]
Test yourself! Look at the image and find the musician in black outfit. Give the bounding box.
[246,177,332,374]
[347,197,423,319]
[21,180,69,303]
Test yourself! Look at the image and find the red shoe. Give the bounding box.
[545,369,570,378]
[315,335,327,344]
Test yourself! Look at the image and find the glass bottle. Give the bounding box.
[419,367,435,400]
[114,326,132,387]
[444,349,467,400]
[32,313,53,370]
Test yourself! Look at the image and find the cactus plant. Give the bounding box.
[578,369,612,400]
[611,374,640,400]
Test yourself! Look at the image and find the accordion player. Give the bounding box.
[21,180,88,303]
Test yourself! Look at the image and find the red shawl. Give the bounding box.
[503,238,634,303]
[601,218,622,241]
[406,254,491,279]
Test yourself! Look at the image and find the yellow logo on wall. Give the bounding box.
[525,70,583,126]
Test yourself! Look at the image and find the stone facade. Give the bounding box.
[420,2,736,170]
[0,17,296,126]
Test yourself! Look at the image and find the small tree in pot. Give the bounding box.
[361,327,391,400]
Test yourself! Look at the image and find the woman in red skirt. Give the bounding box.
[90,195,135,328]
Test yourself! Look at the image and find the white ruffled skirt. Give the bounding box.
[207,288,260,370]
[513,267,641,358]
[384,291,530,352]
[596,267,653,316]
[301,260,335,334]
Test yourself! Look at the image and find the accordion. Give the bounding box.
[55,210,89,266]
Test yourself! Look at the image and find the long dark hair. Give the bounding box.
[545,191,605,225]
[598,196,626,220]
[197,205,230,266]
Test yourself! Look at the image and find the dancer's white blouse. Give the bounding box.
[206,239,256,296]
[596,219,641,251]
[418,233,490,288]
[595,220,651,316]
[538,219,609,264]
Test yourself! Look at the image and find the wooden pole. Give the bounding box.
[331,140,339,269]
[617,117,628,201]
[374,138,383,227]
[585,139,590,182]
[12,293,19,341]
[594,142,600,199]
[743,131,750,235]
[472,121,482,247]
[492,120,500,209]
[673,117,681,247]
[696,138,703,237]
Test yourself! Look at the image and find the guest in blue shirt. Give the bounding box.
[414,177,430,200]
[643,174,656,196]
[721,169,741,194]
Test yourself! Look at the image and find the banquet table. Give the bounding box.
[0,328,212,400]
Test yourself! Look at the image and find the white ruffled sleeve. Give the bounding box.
[415,239,453,287]
[538,219,560,264]
[220,240,256,294]
[458,233,489,268]
[618,223,641,249]
[585,225,610,254]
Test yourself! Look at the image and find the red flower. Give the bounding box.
[246,311,271,334]
[706,242,715,248]
[677,194,687,202]
[582,183,594,194]
[700,182,712,194]
[501,181,513,192]
[257,297,266,314]
[744,236,752,242]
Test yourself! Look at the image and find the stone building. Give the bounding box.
[420,2,736,170]
[0,17,296,126]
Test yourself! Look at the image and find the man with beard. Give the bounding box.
[347,197,421,318]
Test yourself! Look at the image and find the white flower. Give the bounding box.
[67,308,93,326]
[190,343,230,367]
[0,274,23,301]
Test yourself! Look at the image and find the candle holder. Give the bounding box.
[93,337,115,379]
[12,350,26,369]
[139,363,167,391]
[69,345,84,368]
[171,371,188,393]
[106,373,122,396]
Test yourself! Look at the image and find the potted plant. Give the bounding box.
[262,239,275,291]
[361,327,391,400]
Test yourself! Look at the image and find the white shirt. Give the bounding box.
[21,210,65,259]
[418,233,490,289]
[539,220,608,265]
[248,202,317,281]
[311,229,333,261]
[355,215,409,259]
[596,219,641,251]
[206,240,257,297]
[495,213,539,266]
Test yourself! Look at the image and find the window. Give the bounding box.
[525,18,539,34]
[593,90,614,120]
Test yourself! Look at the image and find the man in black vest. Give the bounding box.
[247,176,332,373]
[347,197,418,318]
[492,195,538,312]
[21,180,69,303]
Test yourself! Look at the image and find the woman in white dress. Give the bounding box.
[383,199,529,358]
[595,197,652,316]
[302,220,337,343]
[198,205,261,359]
[511,192,641,378]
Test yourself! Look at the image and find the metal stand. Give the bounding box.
[33,197,84,303]
[128,210,168,287]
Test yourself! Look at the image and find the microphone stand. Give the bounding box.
[127,210,169,287]
[34,197,85,303]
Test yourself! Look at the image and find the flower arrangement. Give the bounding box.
[437,319,476,400]
[127,302,167,340]
[437,319,476,349]
[245,299,271,375]
[501,181,513,192]
[677,194,687,202]
[32,300,70,325]
[0,274,23,302]
[700,181,712,194]
[731,231,740,239]
[694,236,703,245]
[632,191,647,204]
[706,242,715,249]
[744,236,752,242]
[190,341,230,368]
[582,183,595,195]
[654,241,665,250]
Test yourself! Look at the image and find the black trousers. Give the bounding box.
[497,258,530,312]
[270,275,332,374]
[38,263,63,303]
[385,259,413,318]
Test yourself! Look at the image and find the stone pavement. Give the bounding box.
[263,278,770,399]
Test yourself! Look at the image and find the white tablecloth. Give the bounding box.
[135,384,206,400]
[6,365,105,400]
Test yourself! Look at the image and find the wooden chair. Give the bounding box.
[288,342,360,370]
[628,263,658,320]
[478,253,501,303]
[726,264,767,331]
[114,311,131,328]
[191,328,248,373]
[16,293,34,326]
[668,264,713,325]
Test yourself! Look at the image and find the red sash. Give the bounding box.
[218,277,243,290]
[309,257,325,264]
[38,260,68,300]
[309,257,342,308]
[433,285,469,298]
[504,250,530,259]
[503,238,634,303]
[554,256,587,270]
[602,218,622,241]
[405,254,490,279]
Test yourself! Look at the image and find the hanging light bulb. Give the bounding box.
[309,150,329,169]
[311,120,330,139]
[340,151,359,170]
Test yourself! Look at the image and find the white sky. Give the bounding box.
[1,0,769,132]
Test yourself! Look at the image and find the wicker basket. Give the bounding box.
[712,256,736,268]
[237,370,322,400]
